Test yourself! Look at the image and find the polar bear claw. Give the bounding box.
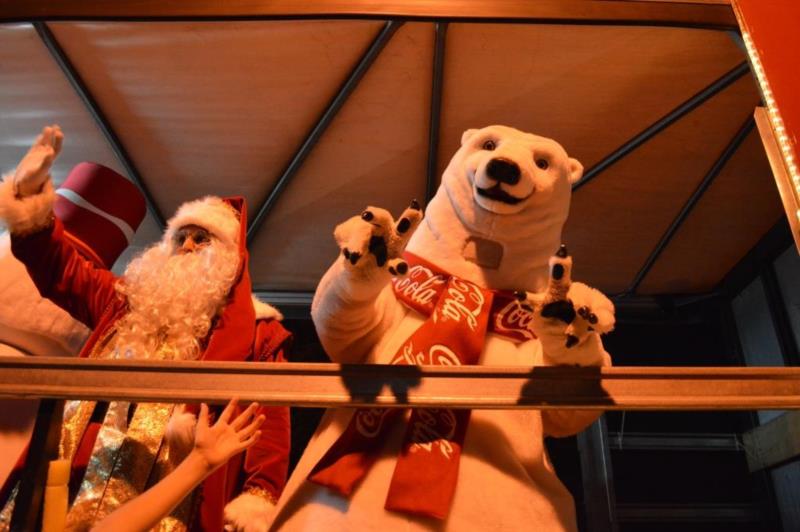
[334,201,423,276]
[518,245,615,356]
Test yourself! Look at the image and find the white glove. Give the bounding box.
[223,491,275,532]
[13,125,63,198]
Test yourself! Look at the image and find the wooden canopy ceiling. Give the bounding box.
[0,1,784,300]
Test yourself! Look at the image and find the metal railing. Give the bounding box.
[2,357,800,410]
[2,356,799,530]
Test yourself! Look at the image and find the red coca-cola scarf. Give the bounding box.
[393,253,538,343]
[308,252,536,519]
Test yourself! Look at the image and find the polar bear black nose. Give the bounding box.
[486,158,521,185]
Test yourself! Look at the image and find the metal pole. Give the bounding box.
[626,116,755,294]
[573,62,751,192]
[246,20,403,244]
[425,22,447,203]
[34,22,167,228]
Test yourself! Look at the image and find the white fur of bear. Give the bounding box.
[270,125,614,531]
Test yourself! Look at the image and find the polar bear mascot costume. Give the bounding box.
[272,125,615,531]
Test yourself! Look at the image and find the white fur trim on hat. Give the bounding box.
[0,174,56,235]
[165,196,240,247]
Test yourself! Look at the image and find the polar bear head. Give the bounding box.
[407,125,582,292]
[445,124,581,222]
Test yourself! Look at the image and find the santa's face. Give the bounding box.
[113,225,240,360]
[172,224,213,254]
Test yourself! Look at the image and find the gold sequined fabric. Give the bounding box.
[65,339,191,531]
[149,427,195,531]
[0,330,119,529]
[94,403,174,522]
[65,400,131,531]
[0,483,17,532]
[153,515,191,532]
[5,330,197,531]
[247,486,279,506]
[60,327,118,463]
[60,400,97,462]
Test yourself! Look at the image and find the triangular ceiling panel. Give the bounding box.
[0,17,784,296]
[0,23,162,266]
[436,24,747,179]
[48,20,384,224]
[638,129,784,294]
[250,22,433,290]
[564,75,761,294]
[0,24,125,185]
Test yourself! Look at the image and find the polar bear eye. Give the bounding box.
[482,139,496,151]
[535,158,549,170]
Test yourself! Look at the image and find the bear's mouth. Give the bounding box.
[475,185,527,205]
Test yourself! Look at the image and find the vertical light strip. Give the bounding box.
[739,29,800,223]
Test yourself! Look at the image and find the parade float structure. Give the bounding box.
[0,1,798,530]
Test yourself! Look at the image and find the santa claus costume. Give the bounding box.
[0,161,145,512]
[0,127,291,531]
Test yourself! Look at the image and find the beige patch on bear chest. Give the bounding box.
[462,236,504,270]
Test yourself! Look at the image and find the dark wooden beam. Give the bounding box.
[626,116,755,295]
[573,61,750,192]
[246,20,402,244]
[0,0,737,29]
[9,399,63,532]
[34,22,166,228]
[607,431,742,451]
[616,503,761,523]
[425,21,447,203]
[578,417,619,532]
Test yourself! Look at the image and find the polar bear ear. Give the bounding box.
[566,157,584,184]
[461,128,479,146]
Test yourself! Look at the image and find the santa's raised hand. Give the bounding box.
[13,124,63,198]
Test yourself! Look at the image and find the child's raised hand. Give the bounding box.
[194,398,265,473]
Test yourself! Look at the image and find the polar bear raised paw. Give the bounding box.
[334,200,423,277]
[516,245,615,363]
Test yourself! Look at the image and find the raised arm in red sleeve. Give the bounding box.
[11,217,119,330]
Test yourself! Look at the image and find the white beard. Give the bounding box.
[113,239,240,360]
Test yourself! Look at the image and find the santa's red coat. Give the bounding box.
[3,197,291,531]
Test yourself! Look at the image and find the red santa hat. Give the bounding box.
[164,196,241,248]
[54,162,146,268]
